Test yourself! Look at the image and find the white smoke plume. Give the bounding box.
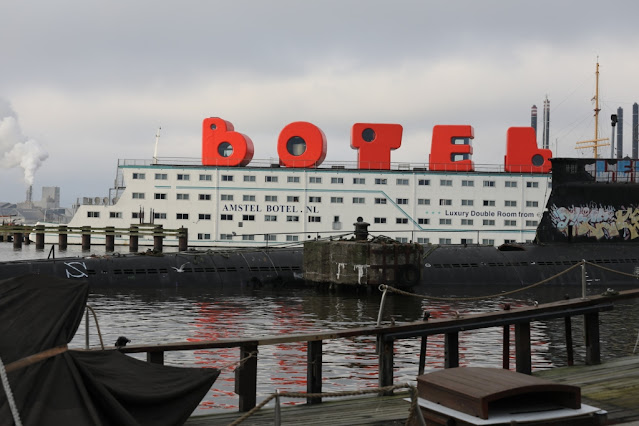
[0,99,49,186]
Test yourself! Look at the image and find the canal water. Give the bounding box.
[2,243,639,414]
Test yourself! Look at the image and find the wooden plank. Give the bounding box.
[307,340,322,404]
[515,322,531,374]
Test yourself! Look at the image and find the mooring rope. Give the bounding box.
[584,260,639,279]
[86,305,105,350]
[0,356,23,426]
[380,260,587,302]
[227,382,423,426]
[217,351,258,371]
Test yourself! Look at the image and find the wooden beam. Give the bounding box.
[515,322,531,374]
[307,340,322,404]
[584,312,601,365]
[236,343,258,412]
[444,332,459,368]
[378,335,394,394]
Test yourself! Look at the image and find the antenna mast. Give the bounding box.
[576,60,609,157]
[153,127,161,164]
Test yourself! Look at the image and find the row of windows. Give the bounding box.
[132,191,541,208]
[132,172,545,188]
[210,234,300,242]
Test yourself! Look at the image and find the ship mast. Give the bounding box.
[576,60,609,157]
[153,127,161,164]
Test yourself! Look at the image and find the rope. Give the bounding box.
[217,351,258,371]
[0,356,23,426]
[227,383,420,426]
[381,260,586,302]
[86,305,105,350]
[584,261,639,279]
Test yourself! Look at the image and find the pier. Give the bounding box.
[96,288,639,424]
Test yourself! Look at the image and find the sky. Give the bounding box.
[2,0,639,207]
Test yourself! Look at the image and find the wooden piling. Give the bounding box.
[178,226,188,252]
[129,225,139,252]
[105,226,115,252]
[58,225,68,250]
[153,225,163,252]
[35,225,45,249]
[13,232,22,249]
[307,340,322,404]
[81,226,91,251]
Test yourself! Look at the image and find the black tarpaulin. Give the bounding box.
[0,275,219,426]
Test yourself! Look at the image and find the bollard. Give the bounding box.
[58,225,68,250]
[81,226,91,251]
[105,226,115,252]
[35,225,45,249]
[129,225,139,252]
[153,225,164,252]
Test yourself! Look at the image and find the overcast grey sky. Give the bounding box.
[2,0,639,206]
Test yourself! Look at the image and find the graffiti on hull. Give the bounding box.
[549,203,639,240]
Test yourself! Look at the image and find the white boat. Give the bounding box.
[41,119,552,248]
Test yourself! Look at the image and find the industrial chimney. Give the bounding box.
[26,185,33,204]
[531,105,538,136]
[633,103,638,159]
[616,107,623,159]
[542,97,550,150]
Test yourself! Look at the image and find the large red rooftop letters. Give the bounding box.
[202,118,254,166]
[350,123,403,170]
[504,127,552,173]
[277,122,327,168]
[429,125,475,171]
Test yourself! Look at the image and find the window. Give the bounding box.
[439,238,452,244]
[154,212,167,219]
[331,177,343,184]
[265,215,277,222]
[308,216,321,222]
[199,174,212,181]
[197,233,211,240]
[482,239,495,245]
[288,176,300,183]
[353,178,365,184]
[418,179,430,186]
[132,173,145,180]
[353,197,365,204]
[221,214,233,220]
[461,238,473,244]
[440,179,453,186]
[177,174,190,181]
[309,196,322,203]
[309,177,322,184]
[375,198,387,205]
[177,193,189,200]
[417,237,430,244]
[287,196,299,202]
[264,234,277,241]
[396,198,408,205]
[199,214,211,220]
[131,212,141,219]
[417,199,430,205]
[287,216,299,222]
[374,217,387,224]
[396,178,409,185]
[505,181,517,188]
[396,237,408,243]
[109,212,122,218]
[87,211,100,218]
[220,234,233,240]
[461,180,474,187]
[243,195,256,202]
[439,218,452,225]
[461,219,474,225]
[154,193,167,200]
[418,218,430,225]
[483,200,495,207]
[244,175,256,182]
[132,192,145,199]
[265,176,278,183]
[221,194,233,201]
[526,181,539,188]
[155,173,167,180]
[396,218,408,224]
[243,215,255,221]
[221,175,234,182]
[461,199,474,206]
[483,219,495,226]
[286,235,299,242]
[439,199,452,206]
[265,195,278,202]
[526,201,539,208]
[504,239,516,244]
[375,178,387,185]
[330,197,343,203]
[199,194,211,201]
[505,200,517,207]
[483,180,495,187]
[526,220,539,227]
[243,235,255,241]
[176,213,189,220]
[505,220,517,226]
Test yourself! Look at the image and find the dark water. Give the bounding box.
[3,244,639,414]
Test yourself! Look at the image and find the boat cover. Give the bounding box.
[0,275,220,426]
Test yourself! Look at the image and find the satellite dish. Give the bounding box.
[112,197,119,204]
[103,197,109,205]
[94,197,101,205]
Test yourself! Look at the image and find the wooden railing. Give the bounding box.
[103,288,639,412]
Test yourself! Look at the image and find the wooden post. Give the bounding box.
[153,225,164,252]
[418,334,428,375]
[81,226,91,251]
[584,312,601,365]
[378,334,394,394]
[307,340,322,404]
[515,322,532,374]
[58,225,68,250]
[129,225,138,252]
[105,226,115,252]
[35,224,45,249]
[502,325,510,369]
[565,317,574,366]
[178,226,188,252]
[147,351,164,365]
[13,232,22,249]
[444,332,459,368]
[235,343,258,412]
